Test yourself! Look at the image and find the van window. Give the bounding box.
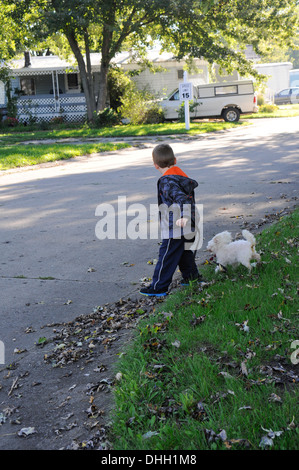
[215,85,238,95]
[198,87,214,98]
[169,90,180,101]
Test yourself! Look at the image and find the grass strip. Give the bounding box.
[110,209,299,450]
[0,142,130,170]
[0,104,298,145]
[246,104,299,119]
[0,121,247,145]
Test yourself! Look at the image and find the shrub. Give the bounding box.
[38,120,51,130]
[5,116,19,127]
[177,100,200,122]
[108,66,132,111]
[119,84,164,125]
[51,116,64,125]
[257,94,265,106]
[259,103,278,113]
[92,107,120,127]
[143,103,165,124]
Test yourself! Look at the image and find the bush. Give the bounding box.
[5,116,19,127]
[38,120,51,130]
[108,66,132,111]
[177,100,200,122]
[92,107,120,128]
[119,84,164,125]
[143,103,165,124]
[259,103,278,113]
[257,94,265,106]
[51,116,64,125]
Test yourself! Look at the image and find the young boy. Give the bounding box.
[140,143,201,297]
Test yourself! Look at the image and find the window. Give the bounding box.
[177,69,184,79]
[20,78,35,95]
[67,73,79,90]
[215,85,238,96]
[279,89,290,96]
[169,90,180,101]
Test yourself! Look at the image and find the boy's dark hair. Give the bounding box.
[152,144,175,168]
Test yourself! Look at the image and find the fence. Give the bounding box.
[16,94,87,123]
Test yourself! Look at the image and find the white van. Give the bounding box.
[161,80,258,122]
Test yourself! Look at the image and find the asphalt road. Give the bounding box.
[0,116,298,449]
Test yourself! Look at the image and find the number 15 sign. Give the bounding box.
[179,82,193,101]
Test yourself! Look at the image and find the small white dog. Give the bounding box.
[207,229,261,273]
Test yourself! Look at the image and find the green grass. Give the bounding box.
[110,209,299,450]
[0,103,298,146]
[0,121,247,145]
[0,142,130,170]
[246,103,299,119]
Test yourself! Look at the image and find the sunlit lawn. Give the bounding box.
[0,121,247,145]
[246,103,299,119]
[0,142,130,170]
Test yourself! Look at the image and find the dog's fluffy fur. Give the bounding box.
[207,229,260,272]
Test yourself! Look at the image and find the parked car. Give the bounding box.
[160,80,258,122]
[274,88,299,105]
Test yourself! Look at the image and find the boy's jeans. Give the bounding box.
[151,237,199,292]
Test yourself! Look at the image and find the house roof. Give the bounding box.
[8,50,189,76]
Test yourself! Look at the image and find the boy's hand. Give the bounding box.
[176,217,188,227]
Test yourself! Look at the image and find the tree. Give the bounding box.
[6,0,176,120]
[3,0,298,121]
[157,0,299,78]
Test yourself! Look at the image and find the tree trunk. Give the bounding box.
[97,64,110,111]
[84,30,96,118]
[65,29,96,121]
[97,23,113,112]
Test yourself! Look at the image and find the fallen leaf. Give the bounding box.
[190,314,206,327]
[240,361,248,377]
[287,416,296,430]
[14,348,27,354]
[18,427,37,437]
[268,393,282,404]
[142,431,159,439]
[260,426,284,448]
[218,371,234,379]
[259,435,273,448]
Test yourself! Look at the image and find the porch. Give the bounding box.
[6,57,90,123]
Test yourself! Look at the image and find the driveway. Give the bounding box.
[0,116,298,449]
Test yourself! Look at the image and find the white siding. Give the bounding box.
[123,61,208,97]
[0,81,5,104]
[254,63,293,96]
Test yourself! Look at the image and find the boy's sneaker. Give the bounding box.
[139,286,168,297]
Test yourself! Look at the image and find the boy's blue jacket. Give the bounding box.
[157,166,198,239]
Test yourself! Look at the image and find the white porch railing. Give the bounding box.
[17,94,87,123]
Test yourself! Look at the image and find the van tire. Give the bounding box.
[222,107,240,122]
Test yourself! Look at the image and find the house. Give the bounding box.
[253,62,293,101]
[1,47,292,123]
[0,51,209,123]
